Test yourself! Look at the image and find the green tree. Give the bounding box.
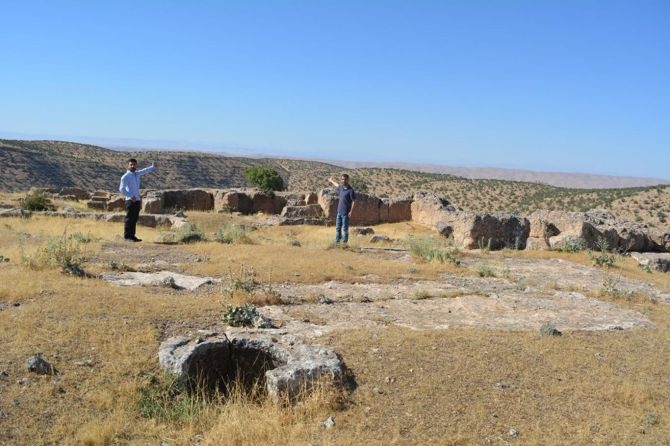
[244,166,285,192]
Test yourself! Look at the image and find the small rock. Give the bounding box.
[370,234,391,243]
[509,428,519,437]
[26,354,59,375]
[318,294,334,304]
[495,382,508,390]
[354,227,374,235]
[322,416,335,429]
[74,359,95,367]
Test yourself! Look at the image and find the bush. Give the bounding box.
[406,236,460,265]
[215,223,251,244]
[222,303,273,328]
[157,223,205,244]
[244,166,285,192]
[21,191,54,211]
[554,238,585,253]
[22,232,83,271]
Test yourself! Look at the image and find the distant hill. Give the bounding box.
[1,139,669,231]
[334,161,670,189]
[0,139,343,193]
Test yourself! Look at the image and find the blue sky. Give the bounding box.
[1,0,668,179]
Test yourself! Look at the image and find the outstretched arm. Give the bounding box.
[328,177,339,187]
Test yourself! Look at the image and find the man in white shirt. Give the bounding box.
[119,158,156,242]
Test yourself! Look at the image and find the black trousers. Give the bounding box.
[124,200,141,239]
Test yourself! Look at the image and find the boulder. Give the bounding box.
[106,195,125,212]
[143,189,214,213]
[58,187,90,200]
[410,192,457,227]
[158,331,346,403]
[443,212,530,250]
[527,209,668,252]
[217,190,254,214]
[318,189,339,221]
[280,204,324,219]
[250,190,286,215]
[630,252,670,273]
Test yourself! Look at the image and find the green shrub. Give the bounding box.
[20,191,54,211]
[476,263,495,277]
[539,323,562,336]
[22,232,83,271]
[589,238,616,267]
[222,303,273,328]
[406,236,460,265]
[215,223,251,244]
[554,238,585,253]
[157,223,205,244]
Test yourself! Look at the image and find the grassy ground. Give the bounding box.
[1,210,669,445]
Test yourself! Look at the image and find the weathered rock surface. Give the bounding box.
[102,271,220,290]
[438,212,531,250]
[630,252,670,273]
[280,204,324,219]
[380,196,413,223]
[527,209,669,252]
[143,189,215,213]
[410,191,458,227]
[158,331,345,402]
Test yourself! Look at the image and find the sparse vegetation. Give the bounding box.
[136,373,204,423]
[539,322,562,336]
[20,190,54,211]
[215,223,251,244]
[589,238,617,267]
[554,238,585,253]
[222,303,273,328]
[406,236,460,265]
[476,262,496,277]
[157,222,206,244]
[21,231,83,271]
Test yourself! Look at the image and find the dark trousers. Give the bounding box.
[124,200,141,239]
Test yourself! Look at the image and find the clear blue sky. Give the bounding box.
[1,0,668,179]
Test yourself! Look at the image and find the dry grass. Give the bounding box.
[1,210,670,445]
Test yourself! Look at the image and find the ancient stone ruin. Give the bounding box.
[6,186,670,255]
[158,331,348,402]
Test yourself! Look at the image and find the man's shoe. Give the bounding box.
[125,237,140,242]
[132,237,142,242]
